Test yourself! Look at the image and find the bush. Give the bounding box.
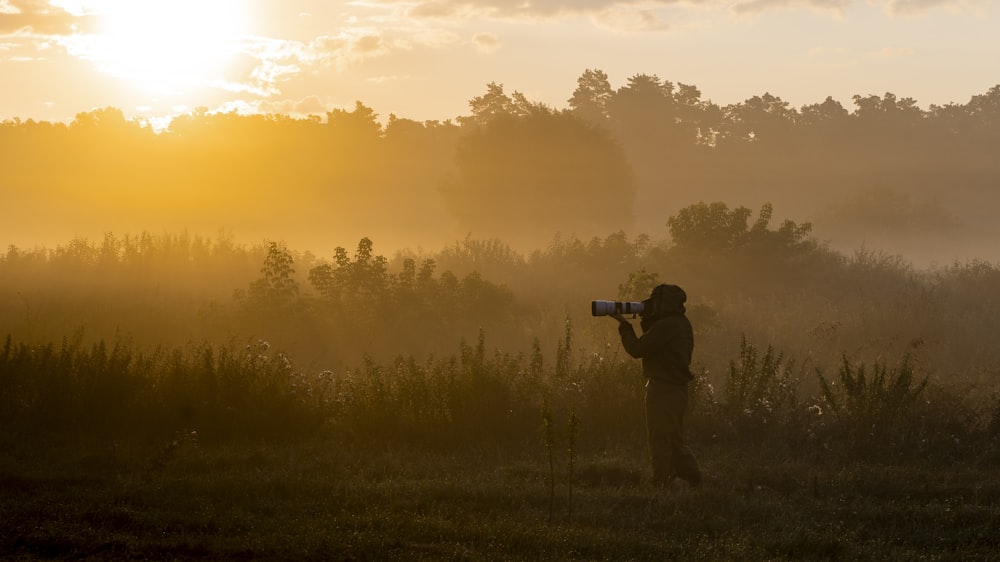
[718,336,799,443]
[816,354,928,456]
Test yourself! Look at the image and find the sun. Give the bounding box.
[81,0,252,93]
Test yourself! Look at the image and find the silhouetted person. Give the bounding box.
[611,284,702,488]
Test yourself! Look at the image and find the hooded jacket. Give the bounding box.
[617,287,694,385]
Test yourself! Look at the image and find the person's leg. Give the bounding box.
[645,379,676,484]
[667,384,701,486]
[647,380,701,486]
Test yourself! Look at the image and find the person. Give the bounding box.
[610,284,702,488]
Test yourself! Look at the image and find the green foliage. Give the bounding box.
[567,68,613,125]
[616,268,659,301]
[301,237,517,361]
[0,320,994,466]
[541,399,556,521]
[326,100,382,145]
[668,201,814,256]
[817,355,929,454]
[0,335,325,439]
[668,201,752,252]
[4,438,1000,561]
[6,80,1000,264]
[555,317,573,381]
[244,240,299,309]
[719,92,796,146]
[435,236,524,281]
[721,336,799,441]
[308,237,389,304]
[308,237,513,321]
[4,213,1000,465]
[460,82,541,127]
[567,407,579,520]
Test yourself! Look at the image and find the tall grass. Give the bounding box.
[0,334,323,440]
[2,328,995,466]
[4,222,1000,466]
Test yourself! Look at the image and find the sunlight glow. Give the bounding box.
[85,0,252,93]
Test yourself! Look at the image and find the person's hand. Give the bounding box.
[609,313,628,324]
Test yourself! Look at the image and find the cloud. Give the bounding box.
[0,0,78,34]
[729,0,851,16]
[213,99,262,116]
[401,0,707,19]
[353,34,388,56]
[865,46,914,60]
[259,95,329,117]
[366,74,412,84]
[472,32,499,53]
[592,6,672,31]
[727,0,985,16]
[393,0,990,20]
[225,31,397,98]
[396,0,712,34]
[885,0,984,15]
[409,1,466,18]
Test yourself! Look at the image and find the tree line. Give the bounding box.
[3,72,1000,258]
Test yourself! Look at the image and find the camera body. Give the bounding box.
[591,300,645,317]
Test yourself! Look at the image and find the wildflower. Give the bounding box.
[759,397,772,412]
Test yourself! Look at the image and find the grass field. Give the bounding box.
[4,229,1000,560]
[4,434,999,561]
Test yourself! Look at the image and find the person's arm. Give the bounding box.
[609,313,643,358]
[617,320,641,358]
[617,318,668,359]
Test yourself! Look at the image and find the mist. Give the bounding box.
[3,75,1000,366]
[5,79,1000,267]
[5,73,1000,560]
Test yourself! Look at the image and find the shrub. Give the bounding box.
[720,336,799,442]
[816,354,928,456]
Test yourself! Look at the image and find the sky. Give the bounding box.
[0,0,996,127]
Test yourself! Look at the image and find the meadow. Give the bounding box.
[4,437,999,560]
[3,204,1000,560]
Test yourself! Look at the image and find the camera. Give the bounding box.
[591,300,644,317]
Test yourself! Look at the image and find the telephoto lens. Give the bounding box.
[591,300,644,316]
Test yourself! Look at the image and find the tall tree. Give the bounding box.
[444,105,635,245]
[460,82,538,127]
[718,93,797,147]
[327,101,382,142]
[567,69,613,126]
[607,74,677,149]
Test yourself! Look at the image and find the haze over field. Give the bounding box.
[4,6,1000,559]
[4,0,997,422]
[2,1,999,266]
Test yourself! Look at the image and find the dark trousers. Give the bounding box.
[645,379,701,485]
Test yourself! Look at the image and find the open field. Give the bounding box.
[3,220,1000,561]
[3,435,1000,561]
[5,25,1000,560]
